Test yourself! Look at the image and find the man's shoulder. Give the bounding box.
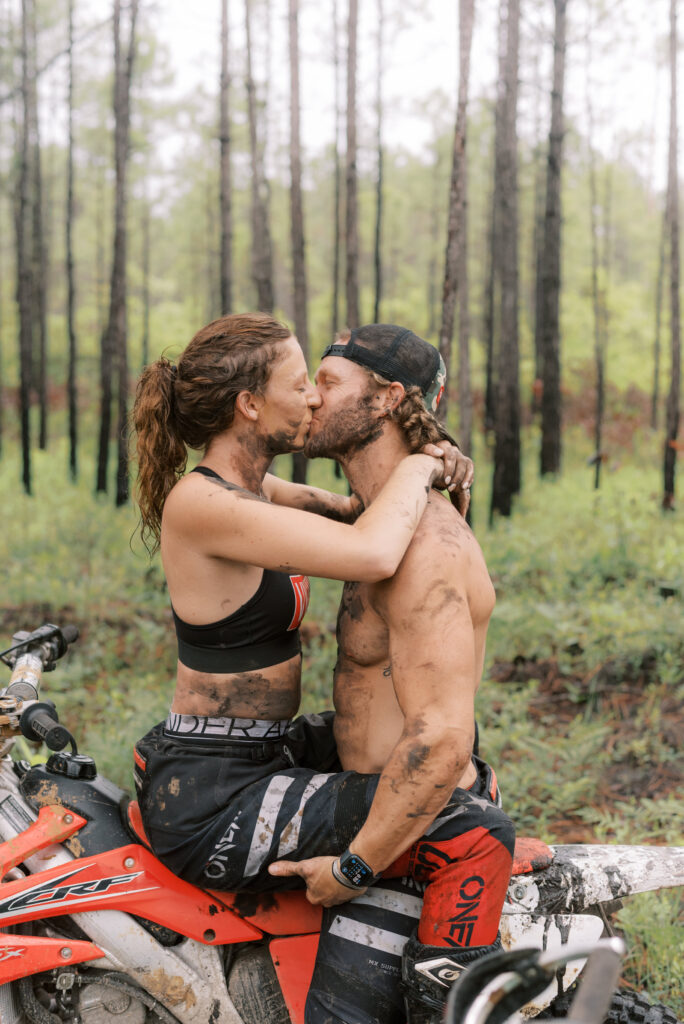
[378,496,475,592]
[411,493,473,556]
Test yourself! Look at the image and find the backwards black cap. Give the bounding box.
[321,324,446,412]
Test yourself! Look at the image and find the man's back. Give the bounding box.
[334,492,495,778]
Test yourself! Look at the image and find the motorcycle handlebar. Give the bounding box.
[20,701,72,752]
[2,623,79,669]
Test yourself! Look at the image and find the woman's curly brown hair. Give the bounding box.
[133,312,291,553]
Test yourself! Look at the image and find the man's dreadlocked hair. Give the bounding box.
[368,372,458,452]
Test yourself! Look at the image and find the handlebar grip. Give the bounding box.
[61,625,79,646]
[20,702,71,752]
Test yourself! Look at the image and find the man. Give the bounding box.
[269,324,515,1024]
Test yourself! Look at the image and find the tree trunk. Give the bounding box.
[245,0,274,313]
[219,0,232,314]
[96,0,139,501]
[95,163,106,334]
[141,191,150,368]
[663,0,681,510]
[426,148,440,338]
[585,28,608,491]
[372,0,384,323]
[539,0,568,477]
[289,0,309,485]
[531,43,545,407]
[438,0,474,428]
[345,0,360,329]
[483,1,507,436]
[331,0,342,338]
[15,0,33,494]
[27,0,47,451]
[490,0,521,519]
[66,0,77,480]
[651,201,666,430]
[587,130,603,490]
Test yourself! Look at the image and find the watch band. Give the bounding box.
[334,848,379,889]
[331,858,359,890]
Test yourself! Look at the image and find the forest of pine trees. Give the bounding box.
[0,0,681,514]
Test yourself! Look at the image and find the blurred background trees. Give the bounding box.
[0,0,681,513]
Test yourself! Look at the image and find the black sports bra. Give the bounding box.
[172,467,311,673]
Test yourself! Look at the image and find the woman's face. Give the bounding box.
[258,335,320,454]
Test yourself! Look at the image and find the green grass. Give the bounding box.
[0,431,682,1013]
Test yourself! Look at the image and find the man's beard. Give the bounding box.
[304,393,384,461]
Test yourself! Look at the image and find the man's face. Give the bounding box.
[305,355,385,460]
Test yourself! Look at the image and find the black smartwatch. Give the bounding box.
[333,849,378,889]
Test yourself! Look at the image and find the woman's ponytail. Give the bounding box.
[133,358,187,553]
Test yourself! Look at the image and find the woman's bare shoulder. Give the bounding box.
[163,470,263,531]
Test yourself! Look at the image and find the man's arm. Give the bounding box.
[342,524,477,871]
[263,474,359,521]
[270,513,478,904]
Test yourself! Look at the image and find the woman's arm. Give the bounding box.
[166,453,441,584]
[262,442,473,520]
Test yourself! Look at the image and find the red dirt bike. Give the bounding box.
[0,624,682,1024]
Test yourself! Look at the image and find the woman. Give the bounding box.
[132,312,471,892]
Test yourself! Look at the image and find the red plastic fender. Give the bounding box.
[0,805,88,877]
[0,932,103,984]
[0,844,263,944]
[270,933,320,1024]
[211,889,323,935]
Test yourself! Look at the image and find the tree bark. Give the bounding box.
[651,201,666,430]
[345,0,360,329]
[28,0,47,450]
[490,0,521,519]
[438,0,474,429]
[483,1,507,436]
[531,42,545,407]
[96,0,139,502]
[539,0,568,477]
[245,0,274,313]
[289,0,309,484]
[663,0,681,510]
[426,149,440,338]
[66,0,78,480]
[219,0,232,314]
[141,191,150,368]
[372,0,384,323]
[15,0,33,493]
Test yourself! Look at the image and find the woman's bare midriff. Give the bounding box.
[171,653,302,720]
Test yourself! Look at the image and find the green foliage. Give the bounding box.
[0,436,682,1010]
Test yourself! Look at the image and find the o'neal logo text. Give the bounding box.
[445,875,485,946]
[0,864,149,920]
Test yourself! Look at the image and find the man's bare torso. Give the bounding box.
[333,494,495,785]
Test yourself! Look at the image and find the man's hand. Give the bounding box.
[421,440,473,516]
[268,855,365,907]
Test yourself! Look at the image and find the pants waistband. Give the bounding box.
[164,712,292,742]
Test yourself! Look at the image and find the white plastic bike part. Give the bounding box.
[499,912,604,1016]
[505,844,684,915]
[459,938,625,1024]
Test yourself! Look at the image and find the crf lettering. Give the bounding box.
[3,871,142,914]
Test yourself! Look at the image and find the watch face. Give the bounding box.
[340,852,373,887]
